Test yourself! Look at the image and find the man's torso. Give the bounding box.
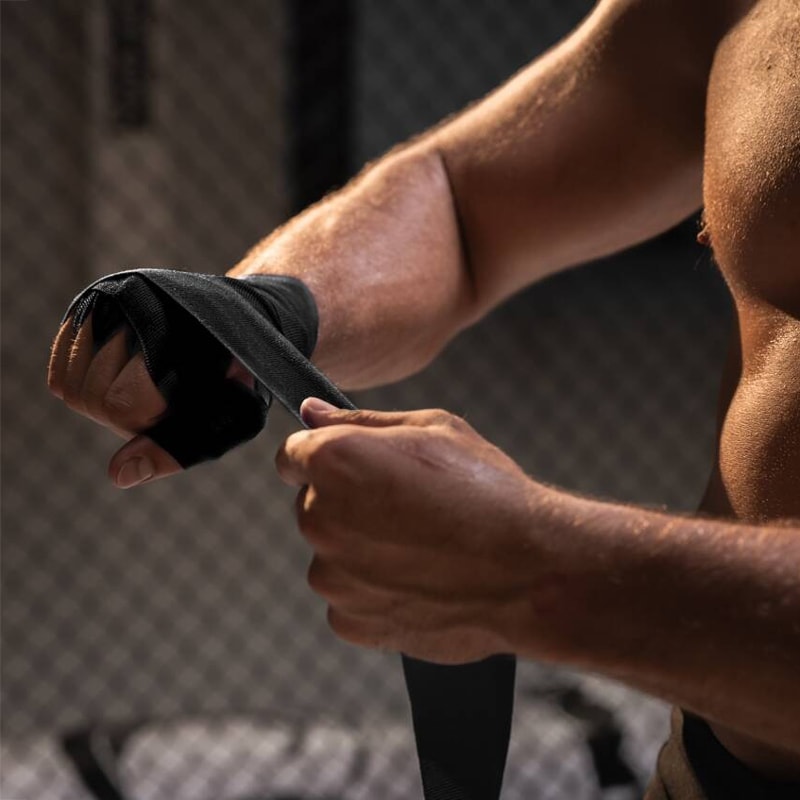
[672,0,800,783]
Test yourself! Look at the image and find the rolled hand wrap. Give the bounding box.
[65,269,353,467]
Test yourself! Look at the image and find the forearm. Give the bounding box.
[519,489,800,751]
[229,146,475,389]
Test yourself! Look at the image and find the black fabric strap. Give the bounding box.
[65,268,516,799]
[66,270,347,467]
[404,655,516,800]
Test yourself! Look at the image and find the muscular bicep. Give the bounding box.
[434,0,736,310]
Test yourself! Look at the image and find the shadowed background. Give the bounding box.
[1,1,730,798]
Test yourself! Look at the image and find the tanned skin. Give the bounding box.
[48,0,799,783]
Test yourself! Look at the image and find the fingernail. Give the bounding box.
[116,456,155,489]
[301,397,336,421]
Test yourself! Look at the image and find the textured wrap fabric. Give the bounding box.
[65,269,349,467]
[646,709,800,800]
[63,268,516,800]
[403,655,516,800]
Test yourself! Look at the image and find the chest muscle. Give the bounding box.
[702,0,800,522]
[704,0,800,316]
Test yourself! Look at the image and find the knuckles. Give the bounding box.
[422,408,473,436]
[443,413,473,435]
[424,409,457,427]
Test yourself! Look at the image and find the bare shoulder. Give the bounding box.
[588,0,751,54]
[576,0,755,121]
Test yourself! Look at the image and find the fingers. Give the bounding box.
[108,434,182,489]
[278,400,468,490]
[301,398,425,429]
[102,353,167,431]
[300,397,468,433]
[307,556,394,614]
[61,318,97,412]
[275,429,317,486]
[49,313,179,487]
[327,607,388,651]
[327,605,499,664]
[50,317,94,405]
[310,560,396,651]
[81,329,130,421]
[49,312,167,433]
[47,318,76,400]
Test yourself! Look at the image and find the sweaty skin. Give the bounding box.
[48,0,799,785]
[694,0,800,776]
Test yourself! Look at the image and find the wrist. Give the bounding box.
[494,482,575,662]
[505,487,621,667]
[236,273,319,358]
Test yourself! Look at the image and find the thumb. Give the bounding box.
[108,434,182,489]
[300,397,420,430]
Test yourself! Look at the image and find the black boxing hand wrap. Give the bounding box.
[64,269,354,468]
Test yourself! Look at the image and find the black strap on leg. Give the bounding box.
[65,268,516,800]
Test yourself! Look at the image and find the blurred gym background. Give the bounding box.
[1,1,731,798]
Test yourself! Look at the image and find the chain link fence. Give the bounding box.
[2,1,731,798]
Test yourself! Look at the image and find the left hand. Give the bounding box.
[48,310,256,487]
[276,398,543,664]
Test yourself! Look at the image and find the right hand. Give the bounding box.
[47,314,253,488]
